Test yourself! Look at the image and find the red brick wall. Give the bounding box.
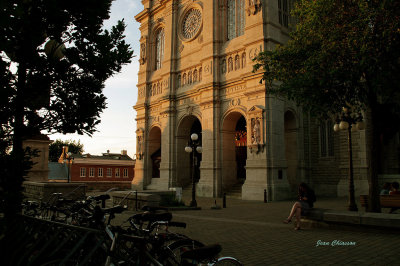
[70,163,135,183]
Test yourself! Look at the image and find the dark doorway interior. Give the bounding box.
[151,148,161,178]
[235,116,247,182]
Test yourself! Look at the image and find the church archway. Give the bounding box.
[176,115,202,188]
[284,110,298,192]
[148,126,161,179]
[222,112,247,194]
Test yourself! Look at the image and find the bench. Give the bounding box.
[360,195,400,212]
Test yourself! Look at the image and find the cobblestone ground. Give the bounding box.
[109,194,400,265]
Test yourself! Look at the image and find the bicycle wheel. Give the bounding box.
[160,238,204,266]
[213,257,244,266]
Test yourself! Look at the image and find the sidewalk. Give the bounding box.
[105,191,400,265]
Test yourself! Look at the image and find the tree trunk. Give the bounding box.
[365,105,381,212]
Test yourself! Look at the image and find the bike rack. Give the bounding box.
[2,215,108,265]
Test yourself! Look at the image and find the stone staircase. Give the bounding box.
[225,183,242,199]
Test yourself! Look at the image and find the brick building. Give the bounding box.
[61,149,135,190]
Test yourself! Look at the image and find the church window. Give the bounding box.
[155,28,165,70]
[319,120,334,157]
[182,8,202,40]
[227,0,245,40]
[278,0,292,28]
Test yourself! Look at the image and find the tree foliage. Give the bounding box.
[254,0,400,212]
[0,0,133,226]
[48,139,84,162]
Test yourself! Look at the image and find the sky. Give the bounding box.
[50,0,143,159]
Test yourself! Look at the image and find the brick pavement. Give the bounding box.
[108,193,400,265]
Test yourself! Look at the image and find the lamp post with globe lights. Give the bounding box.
[333,106,365,212]
[64,151,74,183]
[185,133,202,207]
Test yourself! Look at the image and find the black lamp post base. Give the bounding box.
[347,204,358,212]
[189,200,197,207]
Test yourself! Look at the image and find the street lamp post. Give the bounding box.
[64,152,74,183]
[185,133,202,207]
[334,106,365,212]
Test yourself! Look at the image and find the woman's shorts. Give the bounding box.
[298,200,310,215]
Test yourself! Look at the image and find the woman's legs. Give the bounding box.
[285,202,302,228]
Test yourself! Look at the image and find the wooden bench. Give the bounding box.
[360,195,400,211]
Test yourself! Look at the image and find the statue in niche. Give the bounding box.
[139,43,146,64]
[242,53,246,68]
[235,55,240,70]
[188,71,192,84]
[199,68,202,81]
[221,59,226,74]
[183,73,186,86]
[157,82,161,94]
[178,75,181,87]
[193,69,197,82]
[252,118,261,144]
[137,135,143,159]
[228,57,233,72]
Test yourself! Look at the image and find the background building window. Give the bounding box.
[80,167,86,177]
[107,168,112,177]
[320,120,334,157]
[123,168,129,178]
[115,168,120,178]
[155,28,165,70]
[278,0,292,28]
[227,0,245,40]
[89,168,95,177]
[98,168,103,177]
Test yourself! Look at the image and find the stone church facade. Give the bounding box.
[133,0,400,200]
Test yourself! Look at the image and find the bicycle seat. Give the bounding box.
[91,194,111,201]
[131,211,173,223]
[181,244,222,262]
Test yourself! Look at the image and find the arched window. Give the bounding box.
[227,0,245,40]
[155,28,165,70]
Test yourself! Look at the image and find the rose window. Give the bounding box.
[182,8,202,40]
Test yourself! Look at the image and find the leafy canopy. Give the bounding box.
[254,0,400,118]
[0,0,133,144]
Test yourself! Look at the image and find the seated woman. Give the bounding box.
[283,183,316,230]
[380,182,391,195]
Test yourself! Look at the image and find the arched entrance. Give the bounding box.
[222,112,247,194]
[284,111,298,192]
[176,115,202,188]
[148,126,161,179]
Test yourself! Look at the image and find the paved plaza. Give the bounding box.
[172,196,400,265]
[110,193,400,265]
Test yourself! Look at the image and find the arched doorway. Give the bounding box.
[176,115,202,188]
[284,111,298,192]
[148,126,161,179]
[222,112,247,194]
